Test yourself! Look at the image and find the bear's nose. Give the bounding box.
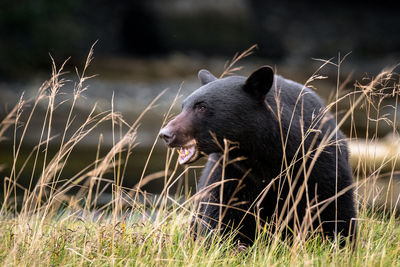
[159,128,176,145]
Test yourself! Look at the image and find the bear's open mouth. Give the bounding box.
[177,140,198,164]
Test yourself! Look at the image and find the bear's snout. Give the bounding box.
[159,127,176,145]
[159,110,195,148]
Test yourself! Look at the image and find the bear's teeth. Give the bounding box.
[178,146,196,164]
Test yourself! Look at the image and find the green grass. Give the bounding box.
[0,208,399,266]
[0,46,399,266]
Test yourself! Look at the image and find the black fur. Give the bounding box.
[161,66,357,245]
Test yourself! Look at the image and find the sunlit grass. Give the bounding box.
[0,208,399,266]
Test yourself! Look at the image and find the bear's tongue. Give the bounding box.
[177,146,195,164]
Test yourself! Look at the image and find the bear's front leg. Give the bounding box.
[191,153,260,245]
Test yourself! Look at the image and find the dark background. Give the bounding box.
[1,0,399,79]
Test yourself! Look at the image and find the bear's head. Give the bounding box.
[159,66,274,164]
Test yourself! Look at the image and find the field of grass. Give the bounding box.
[0,46,399,266]
[0,207,399,266]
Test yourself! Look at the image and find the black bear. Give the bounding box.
[159,66,357,245]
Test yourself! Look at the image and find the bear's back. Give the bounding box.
[269,75,326,116]
[267,75,336,133]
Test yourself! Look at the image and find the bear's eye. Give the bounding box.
[195,102,207,113]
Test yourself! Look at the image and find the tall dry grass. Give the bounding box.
[0,46,399,266]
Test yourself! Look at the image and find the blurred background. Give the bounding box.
[0,0,399,202]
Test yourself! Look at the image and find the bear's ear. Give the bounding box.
[198,69,217,85]
[243,66,274,99]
